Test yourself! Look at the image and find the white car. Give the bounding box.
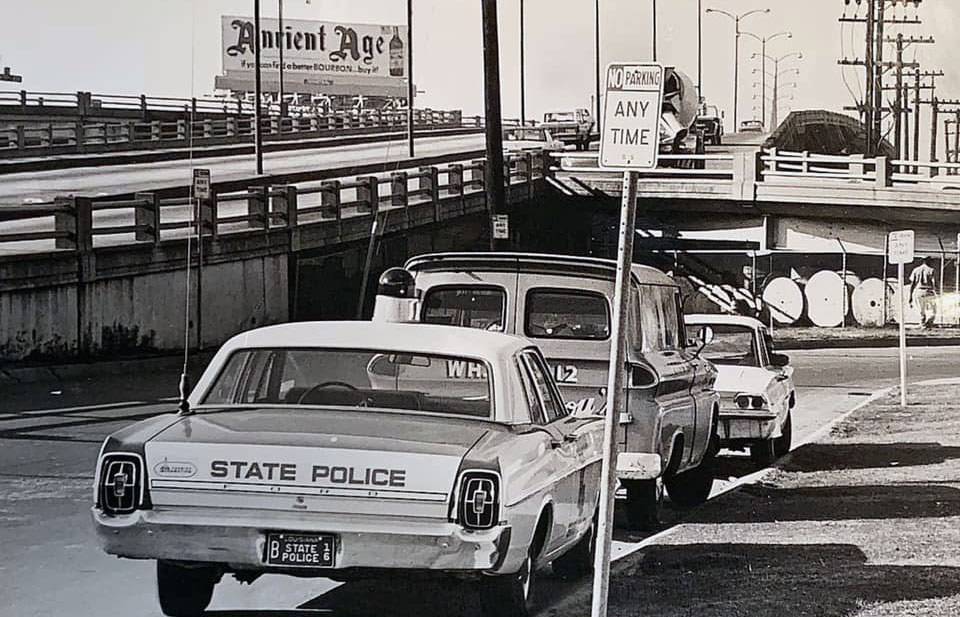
[503,126,565,152]
[685,314,796,465]
[92,321,603,617]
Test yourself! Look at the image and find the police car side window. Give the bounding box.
[521,351,567,423]
[517,356,547,425]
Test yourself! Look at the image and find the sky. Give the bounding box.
[2,0,959,132]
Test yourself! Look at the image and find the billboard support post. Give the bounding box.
[253,0,264,175]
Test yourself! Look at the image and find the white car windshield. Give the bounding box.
[202,348,492,418]
[699,325,759,366]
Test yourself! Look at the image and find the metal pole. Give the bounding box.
[954,111,959,173]
[882,233,889,325]
[733,17,740,131]
[930,96,938,174]
[697,0,702,98]
[938,239,945,326]
[913,71,921,172]
[894,34,903,164]
[357,214,381,319]
[864,0,875,154]
[520,0,525,125]
[761,39,766,127]
[955,237,959,326]
[278,0,285,117]
[652,0,657,62]
[595,0,601,133]
[481,0,507,251]
[253,0,264,175]
[898,260,907,407]
[407,0,415,157]
[591,170,639,617]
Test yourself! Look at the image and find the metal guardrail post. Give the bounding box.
[358,176,379,213]
[134,192,161,245]
[391,172,409,208]
[875,156,892,187]
[273,185,298,229]
[54,196,92,251]
[200,189,218,239]
[448,163,464,199]
[421,166,440,209]
[247,186,268,229]
[320,180,341,219]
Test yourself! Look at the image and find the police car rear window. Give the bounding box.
[421,287,505,331]
[524,290,610,340]
[202,348,492,418]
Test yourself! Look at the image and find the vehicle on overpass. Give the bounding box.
[503,126,565,152]
[92,320,603,617]
[694,103,724,145]
[739,119,765,133]
[541,108,594,151]
[388,252,721,531]
[685,314,796,465]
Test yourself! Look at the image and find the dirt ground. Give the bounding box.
[552,382,960,617]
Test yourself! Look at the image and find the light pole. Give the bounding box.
[705,7,769,132]
[278,0,285,117]
[697,0,702,98]
[253,0,264,175]
[652,0,657,62]
[741,30,791,130]
[520,0,525,125]
[753,51,801,129]
[406,0,414,156]
[595,0,601,132]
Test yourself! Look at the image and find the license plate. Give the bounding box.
[264,533,336,568]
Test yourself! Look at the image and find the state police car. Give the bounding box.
[92,320,603,617]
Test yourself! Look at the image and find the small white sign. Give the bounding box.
[492,214,509,240]
[888,230,915,265]
[599,62,664,170]
[193,168,212,201]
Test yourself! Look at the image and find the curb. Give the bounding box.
[778,336,960,351]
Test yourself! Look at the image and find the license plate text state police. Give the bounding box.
[265,533,336,567]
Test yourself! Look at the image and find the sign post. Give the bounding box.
[888,229,914,408]
[592,62,663,617]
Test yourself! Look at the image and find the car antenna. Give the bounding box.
[178,9,198,416]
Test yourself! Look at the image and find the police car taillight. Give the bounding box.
[455,471,500,531]
[98,453,146,515]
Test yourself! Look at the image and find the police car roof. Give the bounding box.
[685,313,766,330]
[222,320,531,359]
[405,252,676,286]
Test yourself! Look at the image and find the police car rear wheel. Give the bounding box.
[157,561,219,617]
[552,507,597,579]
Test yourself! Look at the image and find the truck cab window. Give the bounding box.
[421,287,506,331]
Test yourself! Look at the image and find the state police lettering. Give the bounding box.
[209,460,407,487]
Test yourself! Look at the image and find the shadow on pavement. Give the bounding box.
[780,442,960,472]
[600,543,960,617]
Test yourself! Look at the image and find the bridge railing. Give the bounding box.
[547,150,737,177]
[760,148,879,182]
[0,150,546,254]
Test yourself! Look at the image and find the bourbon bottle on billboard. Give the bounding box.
[389,26,404,77]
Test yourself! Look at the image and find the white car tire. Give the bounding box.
[481,552,536,617]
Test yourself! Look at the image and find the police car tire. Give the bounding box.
[624,479,662,531]
[551,507,597,579]
[665,429,719,507]
[481,552,536,617]
[773,411,793,458]
[157,561,218,617]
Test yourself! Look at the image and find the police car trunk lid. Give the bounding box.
[144,408,490,517]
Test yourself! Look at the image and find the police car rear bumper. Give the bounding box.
[92,506,511,573]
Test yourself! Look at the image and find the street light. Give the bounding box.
[705,7,769,132]
[758,52,802,130]
[740,30,791,129]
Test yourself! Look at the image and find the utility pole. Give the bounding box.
[697,0,703,98]
[253,0,264,175]
[595,0,601,133]
[519,0,525,125]
[481,0,507,251]
[652,0,657,62]
[278,0,285,117]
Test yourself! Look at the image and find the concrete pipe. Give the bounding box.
[804,270,854,328]
[887,277,921,325]
[851,278,894,327]
[761,277,805,325]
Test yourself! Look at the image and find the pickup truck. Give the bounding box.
[378,252,721,531]
[541,108,594,151]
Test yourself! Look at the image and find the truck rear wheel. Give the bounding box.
[157,561,219,617]
[624,479,662,531]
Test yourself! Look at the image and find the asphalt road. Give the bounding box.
[1,345,956,616]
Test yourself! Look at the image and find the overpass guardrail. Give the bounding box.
[0,149,546,255]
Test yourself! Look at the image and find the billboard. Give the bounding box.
[215,16,408,98]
